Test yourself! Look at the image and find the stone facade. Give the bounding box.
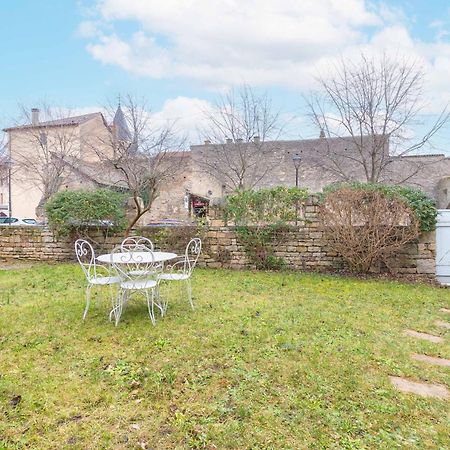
[3,110,120,219]
[0,196,436,278]
[5,109,450,224]
[148,136,450,222]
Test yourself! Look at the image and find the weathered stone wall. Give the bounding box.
[0,202,436,278]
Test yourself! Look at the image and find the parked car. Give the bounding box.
[0,217,38,226]
[145,219,195,227]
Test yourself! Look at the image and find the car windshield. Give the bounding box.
[0,218,18,223]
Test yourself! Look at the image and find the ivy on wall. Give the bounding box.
[223,187,309,269]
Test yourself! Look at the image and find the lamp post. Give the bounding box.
[292,153,302,225]
[292,153,301,187]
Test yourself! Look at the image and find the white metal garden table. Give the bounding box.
[97,251,177,264]
[97,251,178,324]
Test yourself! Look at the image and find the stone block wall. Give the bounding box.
[0,198,436,278]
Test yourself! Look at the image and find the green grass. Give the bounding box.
[0,264,449,449]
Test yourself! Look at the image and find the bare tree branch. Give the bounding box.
[196,85,287,190]
[10,103,82,216]
[307,53,450,183]
[92,94,187,236]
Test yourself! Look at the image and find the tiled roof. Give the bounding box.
[3,112,104,131]
[53,154,127,188]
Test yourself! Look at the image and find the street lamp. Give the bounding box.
[292,153,301,187]
[292,153,302,225]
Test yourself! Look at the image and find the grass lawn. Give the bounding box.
[0,264,449,449]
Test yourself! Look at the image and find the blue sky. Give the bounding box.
[1,0,450,147]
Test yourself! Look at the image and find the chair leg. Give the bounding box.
[187,278,194,310]
[155,283,165,317]
[114,289,125,326]
[146,290,156,325]
[163,293,169,316]
[83,284,92,320]
[179,281,184,301]
[109,283,118,322]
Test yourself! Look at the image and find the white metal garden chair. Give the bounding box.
[109,246,163,326]
[74,239,121,321]
[158,238,202,314]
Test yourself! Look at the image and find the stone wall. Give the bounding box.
[0,205,436,278]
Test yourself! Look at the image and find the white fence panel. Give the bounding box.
[436,209,450,285]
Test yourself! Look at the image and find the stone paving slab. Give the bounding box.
[435,320,450,330]
[412,354,450,367]
[440,308,450,314]
[390,376,449,399]
[404,329,444,343]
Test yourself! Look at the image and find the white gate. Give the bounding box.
[436,209,450,285]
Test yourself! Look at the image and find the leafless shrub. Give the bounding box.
[320,188,420,272]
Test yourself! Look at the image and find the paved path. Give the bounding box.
[393,307,449,399]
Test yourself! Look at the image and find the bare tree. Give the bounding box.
[307,54,449,184]
[320,188,419,273]
[95,94,186,236]
[197,85,286,190]
[9,103,82,216]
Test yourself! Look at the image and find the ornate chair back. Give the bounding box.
[184,238,202,276]
[121,236,154,252]
[75,239,98,282]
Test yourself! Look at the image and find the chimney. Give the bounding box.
[204,139,211,145]
[226,138,232,144]
[31,108,40,126]
[319,129,325,138]
[253,135,260,143]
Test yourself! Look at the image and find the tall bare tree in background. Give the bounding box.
[10,104,82,216]
[95,94,186,236]
[307,54,449,184]
[197,85,285,190]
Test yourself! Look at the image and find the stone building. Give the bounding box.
[148,135,450,221]
[3,107,127,218]
[4,107,450,222]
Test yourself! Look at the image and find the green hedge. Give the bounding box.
[322,182,437,232]
[45,189,127,236]
[223,187,309,270]
[224,186,309,225]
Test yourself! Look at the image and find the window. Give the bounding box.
[190,195,209,218]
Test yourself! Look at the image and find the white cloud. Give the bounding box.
[151,96,213,145]
[78,1,450,119]
[76,21,100,38]
[81,0,381,89]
